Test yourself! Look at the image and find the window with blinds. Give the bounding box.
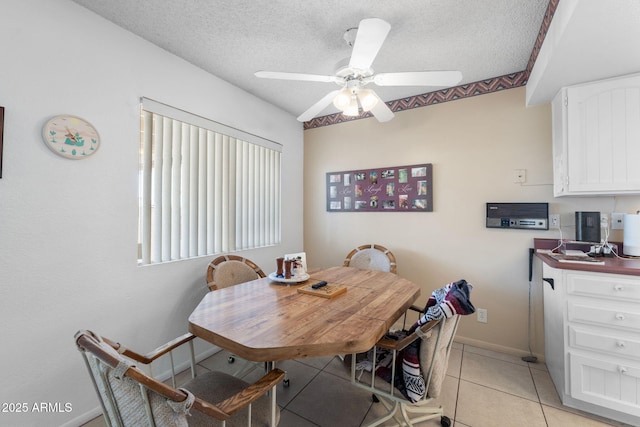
[138,98,282,265]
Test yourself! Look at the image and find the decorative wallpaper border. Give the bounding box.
[303,0,560,130]
[526,0,560,74]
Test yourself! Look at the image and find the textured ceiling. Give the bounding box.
[71,0,549,121]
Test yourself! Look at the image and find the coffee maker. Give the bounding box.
[575,211,601,243]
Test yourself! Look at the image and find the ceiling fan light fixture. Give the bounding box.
[332,87,352,110]
[357,88,378,112]
[343,95,360,116]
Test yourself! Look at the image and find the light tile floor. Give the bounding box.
[83,343,632,427]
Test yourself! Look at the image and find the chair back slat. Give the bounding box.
[344,244,397,274]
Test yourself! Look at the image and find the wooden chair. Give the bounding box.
[350,315,460,427]
[75,329,284,427]
[343,244,397,274]
[206,255,266,291]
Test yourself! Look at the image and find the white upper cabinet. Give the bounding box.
[552,73,640,196]
[527,1,640,107]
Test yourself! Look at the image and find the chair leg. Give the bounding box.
[263,361,279,427]
[367,396,401,427]
[270,382,277,427]
[399,399,444,426]
[368,394,445,427]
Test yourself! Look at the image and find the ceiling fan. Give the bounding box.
[255,18,463,123]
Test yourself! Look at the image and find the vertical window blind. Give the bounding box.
[139,98,282,265]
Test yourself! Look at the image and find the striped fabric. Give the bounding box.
[411,280,475,329]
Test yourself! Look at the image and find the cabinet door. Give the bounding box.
[569,352,640,418]
[566,74,640,194]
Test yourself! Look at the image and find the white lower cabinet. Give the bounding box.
[569,351,640,418]
[542,265,640,425]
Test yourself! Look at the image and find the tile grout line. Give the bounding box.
[452,345,466,425]
[458,347,547,406]
[279,359,330,426]
[314,358,378,427]
[528,362,550,427]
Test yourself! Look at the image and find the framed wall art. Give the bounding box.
[326,163,433,212]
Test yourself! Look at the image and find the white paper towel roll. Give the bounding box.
[624,213,640,256]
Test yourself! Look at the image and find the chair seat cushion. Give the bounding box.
[183,371,279,427]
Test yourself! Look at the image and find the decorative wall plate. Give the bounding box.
[42,115,100,159]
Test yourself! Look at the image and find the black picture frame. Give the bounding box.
[326,163,433,212]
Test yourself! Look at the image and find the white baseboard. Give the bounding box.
[454,336,545,363]
[60,406,103,427]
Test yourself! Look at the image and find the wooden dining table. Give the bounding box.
[188,266,421,362]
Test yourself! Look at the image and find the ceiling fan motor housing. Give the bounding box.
[334,58,373,82]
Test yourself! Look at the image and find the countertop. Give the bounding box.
[534,238,640,277]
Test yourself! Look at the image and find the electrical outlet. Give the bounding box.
[612,213,624,230]
[549,214,560,228]
[600,213,609,228]
[477,308,487,323]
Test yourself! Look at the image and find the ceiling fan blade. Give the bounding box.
[349,18,391,70]
[297,90,340,122]
[369,92,394,122]
[255,71,339,83]
[373,71,463,87]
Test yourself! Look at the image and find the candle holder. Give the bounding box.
[276,257,284,277]
[284,260,293,279]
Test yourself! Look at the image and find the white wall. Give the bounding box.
[0,1,303,425]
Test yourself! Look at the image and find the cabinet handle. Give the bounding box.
[614,284,624,291]
[615,313,625,321]
[619,366,628,375]
[617,341,626,348]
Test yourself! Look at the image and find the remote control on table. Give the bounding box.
[311,281,327,289]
